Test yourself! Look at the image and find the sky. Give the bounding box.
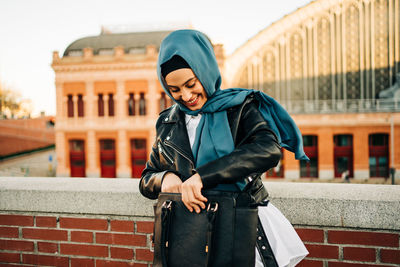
[0,0,311,116]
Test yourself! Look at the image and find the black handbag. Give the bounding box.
[153,190,258,267]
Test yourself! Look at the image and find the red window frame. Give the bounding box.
[131,139,147,178]
[69,139,85,177]
[334,134,354,178]
[300,135,318,178]
[369,133,389,177]
[100,139,116,178]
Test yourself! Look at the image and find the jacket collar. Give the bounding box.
[162,104,180,123]
[162,104,195,163]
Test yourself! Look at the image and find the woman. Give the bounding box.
[140,29,308,267]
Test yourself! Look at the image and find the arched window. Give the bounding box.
[67,94,74,117]
[108,93,114,117]
[77,94,84,117]
[139,93,146,116]
[128,93,135,116]
[98,94,104,117]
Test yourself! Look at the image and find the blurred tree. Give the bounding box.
[0,81,31,118]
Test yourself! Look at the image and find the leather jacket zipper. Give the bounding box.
[164,141,196,172]
[158,142,174,165]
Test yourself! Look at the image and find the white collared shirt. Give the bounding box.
[184,114,202,149]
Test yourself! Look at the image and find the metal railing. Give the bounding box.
[281,98,400,114]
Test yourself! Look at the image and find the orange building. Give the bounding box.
[52,30,224,178]
[53,0,400,181]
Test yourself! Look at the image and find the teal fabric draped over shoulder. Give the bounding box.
[157,30,309,191]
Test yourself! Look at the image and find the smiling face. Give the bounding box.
[165,68,208,111]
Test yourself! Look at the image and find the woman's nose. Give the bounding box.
[181,89,192,102]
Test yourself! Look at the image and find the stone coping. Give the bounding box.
[0,177,399,230]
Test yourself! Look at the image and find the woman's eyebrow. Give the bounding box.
[167,77,196,88]
[181,77,196,86]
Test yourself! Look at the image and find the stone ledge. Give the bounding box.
[0,177,399,230]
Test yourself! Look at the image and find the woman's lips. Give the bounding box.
[185,95,199,106]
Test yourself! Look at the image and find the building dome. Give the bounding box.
[63,30,172,57]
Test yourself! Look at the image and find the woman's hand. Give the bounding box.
[181,173,208,213]
[161,172,182,193]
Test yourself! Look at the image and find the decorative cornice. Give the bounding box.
[52,61,157,72]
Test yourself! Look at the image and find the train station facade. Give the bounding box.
[52,0,400,180]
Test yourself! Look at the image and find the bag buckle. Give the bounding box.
[162,200,172,210]
[207,202,218,212]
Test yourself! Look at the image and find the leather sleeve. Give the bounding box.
[139,138,166,199]
[196,100,282,189]
[139,113,172,200]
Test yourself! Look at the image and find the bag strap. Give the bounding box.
[256,217,279,267]
[161,200,173,267]
[204,202,218,266]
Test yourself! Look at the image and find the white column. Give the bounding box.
[147,80,158,119]
[86,130,99,177]
[335,7,342,99]
[55,131,68,177]
[359,1,365,99]
[72,95,78,118]
[395,0,400,75]
[279,38,286,102]
[364,0,371,99]
[103,94,109,117]
[258,55,263,92]
[371,0,376,99]
[341,7,347,103]
[330,15,336,103]
[285,34,291,110]
[117,130,130,178]
[62,96,68,119]
[116,80,126,119]
[55,82,64,120]
[388,0,394,85]
[313,22,319,103]
[134,93,140,116]
[274,48,280,101]
[85,81,94,120]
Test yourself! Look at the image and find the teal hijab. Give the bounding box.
[157,30,308,190]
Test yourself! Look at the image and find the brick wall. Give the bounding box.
[1,214,399,266]
[0,117,54,157]
[0,214,154,267]
[0,178,399,267]
[296,228,400,267]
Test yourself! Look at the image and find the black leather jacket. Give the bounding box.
[139,94,282,202]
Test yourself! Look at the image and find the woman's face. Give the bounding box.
[165,68,208,111]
